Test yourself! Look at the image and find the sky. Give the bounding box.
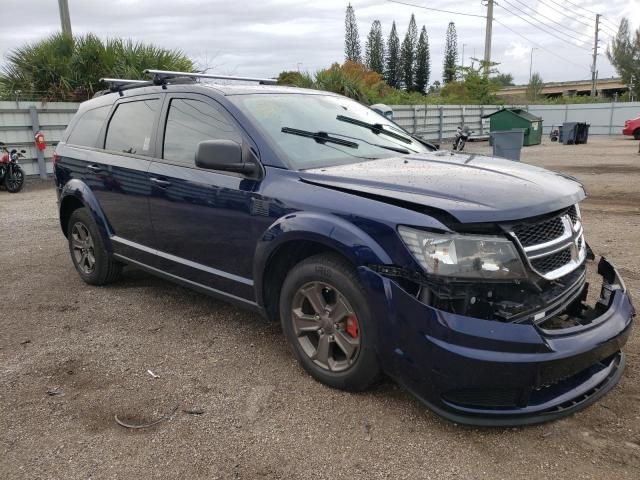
[1,0,638,86]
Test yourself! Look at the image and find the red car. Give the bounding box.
[623,117,640,139]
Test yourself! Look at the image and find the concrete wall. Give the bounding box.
[390,102,640,142]
[1,100,638,176]
[526,103,640,135]
[0,101,80,176]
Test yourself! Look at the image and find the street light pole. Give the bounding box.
[462,43,466,69]
[58,0,72,36]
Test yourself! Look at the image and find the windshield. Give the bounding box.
[230,93,431,169]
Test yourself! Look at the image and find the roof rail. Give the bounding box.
[144,69,278,85]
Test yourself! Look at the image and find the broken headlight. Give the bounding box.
[398,226,527,279]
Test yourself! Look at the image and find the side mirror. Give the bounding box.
[195,139,259,176]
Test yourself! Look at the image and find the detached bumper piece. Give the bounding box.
[362,257,635,426]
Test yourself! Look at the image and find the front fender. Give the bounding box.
[253,211,393,307]
[59,179,113,251]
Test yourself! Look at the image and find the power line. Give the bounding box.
[496,1,592,50]
[507,0,592,42]
[493,17,589,71]
[550,0,618,28]
[558,0,599,16]
[536,0,594,29]
[385,0,486,19]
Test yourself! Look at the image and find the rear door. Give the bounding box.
[147,93,261,300]
[93,94,162,256]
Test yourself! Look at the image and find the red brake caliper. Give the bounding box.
[345,315,359,339]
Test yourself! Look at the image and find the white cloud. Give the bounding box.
[0,0,633,85]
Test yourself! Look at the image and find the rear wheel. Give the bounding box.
[67,207,122,285]
[279,253,380,391]
[634,129,640,140]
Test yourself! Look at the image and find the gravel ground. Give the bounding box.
[1,135,639,479]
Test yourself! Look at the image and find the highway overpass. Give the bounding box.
[497,77,628,99]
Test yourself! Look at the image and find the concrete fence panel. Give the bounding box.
[0,100,638,177]
[0,101,80,177]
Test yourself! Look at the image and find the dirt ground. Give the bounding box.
[1,135,639,480]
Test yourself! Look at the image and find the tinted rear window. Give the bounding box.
[66,105,111,148]
[105,99,160,155]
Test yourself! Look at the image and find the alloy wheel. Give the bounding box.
[290,281,361,372]
[71,222,96,275]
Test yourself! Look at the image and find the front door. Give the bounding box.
[147,94,261,301]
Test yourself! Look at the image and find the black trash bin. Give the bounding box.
[561,122,590,145]
[561,122,578,144]
[575,123,590,144]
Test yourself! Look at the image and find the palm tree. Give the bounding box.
[0,33,194,101]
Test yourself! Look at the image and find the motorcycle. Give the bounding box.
[452,125,472,151]
[0,142,26,193]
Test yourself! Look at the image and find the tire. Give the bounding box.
[5,165,24,193]
[634,129,640,141]
[67,207,122,285]
[458,140,466,151]
[279,253,381,391]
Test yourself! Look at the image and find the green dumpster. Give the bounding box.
[483,108,542,146]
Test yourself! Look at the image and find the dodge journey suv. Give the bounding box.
[54,70,635,425]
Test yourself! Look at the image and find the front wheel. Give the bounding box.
[458,139,466,151]
[279,253,381,391]
[5,164,24,193]
[634,129,640,140]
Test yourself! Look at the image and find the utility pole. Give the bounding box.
[483,0,493,76]
[591,14,600,97]
[529,47,537,83]
[58,0,72,36]
[462,44,466,68]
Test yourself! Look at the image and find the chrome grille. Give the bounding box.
[511,204,586,280]
[530,247,572,274]
[513,216,565,247]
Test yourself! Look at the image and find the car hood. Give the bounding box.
[299,151,586,224]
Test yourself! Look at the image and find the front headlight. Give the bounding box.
[398,226,527,279]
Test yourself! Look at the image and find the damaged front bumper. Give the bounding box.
[359,257,635,426]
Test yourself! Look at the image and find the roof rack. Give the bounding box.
[100,78,152,90]
[144,69,278,85]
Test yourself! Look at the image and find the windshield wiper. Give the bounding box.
[281,127,358,148]
[369,143,410,154]
[336,115,412,144]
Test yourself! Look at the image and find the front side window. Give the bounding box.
[105,99,160,155]
[67,105,111,148]
[163,98,241,166]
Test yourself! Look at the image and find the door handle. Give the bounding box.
[87,164,103,173]
[150,177,172,188]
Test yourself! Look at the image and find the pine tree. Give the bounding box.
[415,26,430,93]
[442,22,458,84]
[400,14,418,90]
[365,20,385,74]
[385,21,400,87]
[344,3,362,63]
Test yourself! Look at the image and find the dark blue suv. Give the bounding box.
[54,72,634,425]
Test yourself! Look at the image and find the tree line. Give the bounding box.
[344,3,458,94]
